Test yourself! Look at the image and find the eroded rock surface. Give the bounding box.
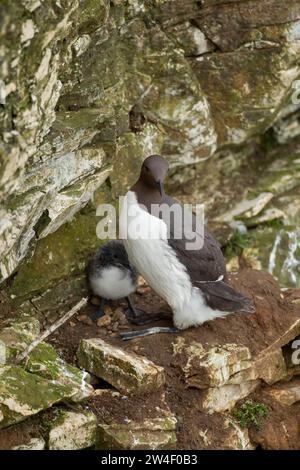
[0,365,73,429]
[0,270,300,449]
[1,1,300,315]
[47,409,97,450]
[91,389,177,450]
[25,341,94,402]
[77,338,165,394]
[0,317,40,364]
[1,0,300,449]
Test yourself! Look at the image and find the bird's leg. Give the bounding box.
[120,326,179,341]
[91,297,106,321]
[125,296,150,325]
[125,296,169,325]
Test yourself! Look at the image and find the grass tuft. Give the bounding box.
[233,400,269,429]
[225,229,251,258]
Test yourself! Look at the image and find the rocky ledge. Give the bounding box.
[0,269,300,450]
[1,0,300,324]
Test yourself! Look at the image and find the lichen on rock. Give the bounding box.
[24,342,94,402]
[1,0,300,309]
[0,365,74,429]
[0,317,40,365]
[77,338,165,394]
[46,409,97,450]
[1,0,300,451]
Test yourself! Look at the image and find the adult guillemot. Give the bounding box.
[119,155,254,339]
[87,240,164,325]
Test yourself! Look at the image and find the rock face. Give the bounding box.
[91,389,177,450]
[0,0,300,451]
[1,1,300,316]
[179,342,252,389]
[0,365,73,429]
[98,416,177,451]
[0,317,40,364]
[0,316,93,404]
[12,437,46,451]
[264,378,300,406]
[47,409,97,450]
[77,338,165,394]
[0,315,94,433]
[0,270,300,449]
[25,341,94,402]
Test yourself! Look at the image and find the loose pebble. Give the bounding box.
[113,307,125,321]
[78,314,93,326]
[104,305,113,316]
[90,296,101,306]
[96,314,111,328]
[98,328,107,335]
[111,323,119,332]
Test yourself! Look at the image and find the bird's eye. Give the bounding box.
[113,254,118,259]
[145,165,150,172]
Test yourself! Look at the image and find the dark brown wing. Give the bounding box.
[197,280,255,312]
[161,195,227,284]
[161,195,254,313]
[168,231,254,312]
[168,229,227,284]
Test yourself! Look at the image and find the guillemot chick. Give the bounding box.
[119,155,255,340]
[87,240,161,325]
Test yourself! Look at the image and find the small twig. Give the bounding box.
[15,297,88,364]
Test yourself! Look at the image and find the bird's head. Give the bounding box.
[140,154,169,196]
[99,241,130,270]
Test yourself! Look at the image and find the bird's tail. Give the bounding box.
[200,280,255,314]
[173,287,229,330]
[173,281,255,330]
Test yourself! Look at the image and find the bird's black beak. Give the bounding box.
[156,179,164,196]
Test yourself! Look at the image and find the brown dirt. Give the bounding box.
[46,268,300,449]
[89,391,167,425]
[0,418,41,450]
[0,291,18,324]
[48,290,171,365]
[49,268,300,362]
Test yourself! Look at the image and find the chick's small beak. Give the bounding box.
[156,179,163,196]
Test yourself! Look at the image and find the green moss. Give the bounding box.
[232,400,269,429]
[111,123,164,196]
[260,128,278,153]
[77,0,110,35]
[263,218,284,229]
[0,317,40,363]
[25,341,93,402]
[225,230,251,259]
[0,365,73,429]
[9,182,116,302]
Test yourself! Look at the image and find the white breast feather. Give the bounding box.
[120,191,226,329]
[89,266,135,300]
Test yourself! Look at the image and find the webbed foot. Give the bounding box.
[125,296,169,325]
[120,326,179,341]
[91,297,106,322]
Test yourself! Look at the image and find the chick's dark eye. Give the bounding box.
[113,254,118,259]
[145,165,150,172]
